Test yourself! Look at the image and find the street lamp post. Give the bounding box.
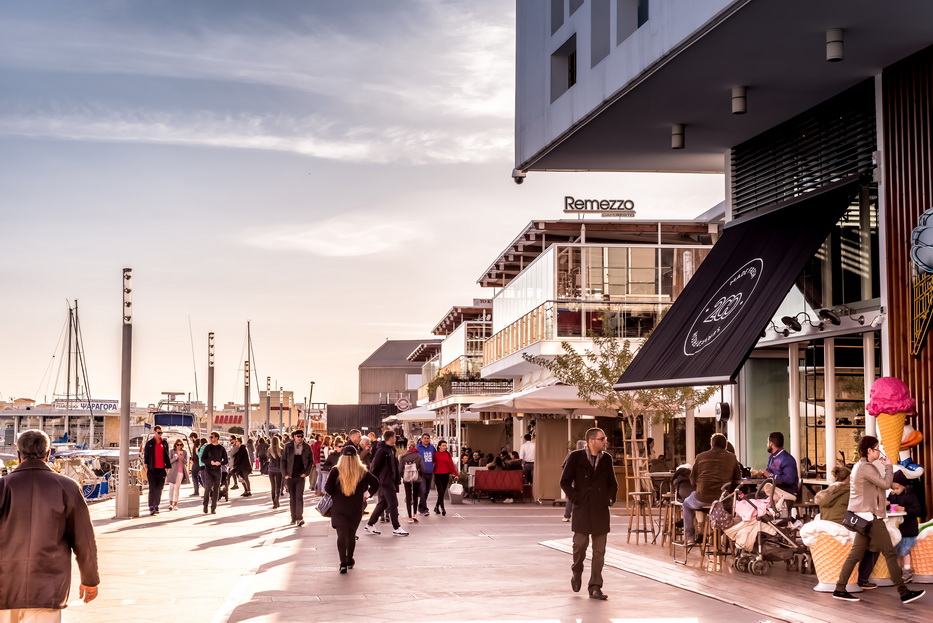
[278,387,283,433]
[116,268,133,519]
[265,376,271,436]
[244,360,250,438]
[308,381,315,435]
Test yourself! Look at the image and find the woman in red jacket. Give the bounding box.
[432,439,459,516]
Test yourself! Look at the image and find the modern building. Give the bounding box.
[515,1,933,502]
[475,216,720,499]
[359,339,440,406]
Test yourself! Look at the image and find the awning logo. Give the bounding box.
[684,258,762,356]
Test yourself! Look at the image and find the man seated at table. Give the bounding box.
[752,432,799,509]
[683,433,742,544]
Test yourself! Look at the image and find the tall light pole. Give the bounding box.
[207,333,215,434]
[116,268,133,519]
[307,381,315,435]
[244,360,251,438]
[278,386,284,433]
[265,376,271,435]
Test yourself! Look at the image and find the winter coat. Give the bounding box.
[560,449,618,536]
[0,459,99,609]
[282,440,312,477]
[370,442,400,489]
[325,467,380,529]
[399,450,426,482]
[814,480,850,524]
[848,459,892,518]
[888,488,922,537]
[232,444,252,478]
[143,436,170,470]
[167,448,190,485]
[690,447,741,504]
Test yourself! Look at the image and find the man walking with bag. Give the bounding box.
[560,427,617,601]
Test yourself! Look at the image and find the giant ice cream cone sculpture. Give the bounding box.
[866,377,916,458]
[800,521,860,592]
[877,412,907,457]
[914,524,933,583]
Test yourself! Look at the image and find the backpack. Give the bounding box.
[403,461,420,483]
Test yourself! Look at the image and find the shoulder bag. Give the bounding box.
[315,493,333,517]
[842,510,872,536]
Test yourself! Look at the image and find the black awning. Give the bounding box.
[615,178,860,390]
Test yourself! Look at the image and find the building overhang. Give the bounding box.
[519,0,933,174]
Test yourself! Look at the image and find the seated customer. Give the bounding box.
[753,432,799,509]
[683,433,741,544]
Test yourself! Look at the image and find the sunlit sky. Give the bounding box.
[0,1,724,407]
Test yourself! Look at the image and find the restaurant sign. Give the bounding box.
[564,196,636,217]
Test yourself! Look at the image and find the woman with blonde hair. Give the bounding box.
[325,445,379,574]
[267,435,284,509]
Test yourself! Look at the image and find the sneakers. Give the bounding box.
[901,589,925,604]
[407,517,415,523]
[562,517,570,522]
[858,581,878,590]
[502,498,514,504]
[364,524,381,535]
[296,519,305,527]
[421,511,430,517]
[392,527,410,537]
[833,590,860,602]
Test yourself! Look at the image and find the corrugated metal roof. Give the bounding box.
[359,339,441,369]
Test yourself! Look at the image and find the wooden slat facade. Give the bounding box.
[883,45,933,506]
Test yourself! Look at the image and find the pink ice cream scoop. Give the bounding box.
[866,376,916,416]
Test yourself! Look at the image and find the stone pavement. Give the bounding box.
[65,475,775,623]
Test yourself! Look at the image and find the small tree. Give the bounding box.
[523,335,715,474]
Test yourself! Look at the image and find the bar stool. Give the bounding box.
[673,503,711,565]
[657,491,675,546]
[626,491,656,544]
[699,509,727,570]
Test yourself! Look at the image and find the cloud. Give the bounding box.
[0,1,516,164]
[248,213,425,257]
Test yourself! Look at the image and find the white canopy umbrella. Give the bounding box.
[467,383,616,417]
[394,405,436,422]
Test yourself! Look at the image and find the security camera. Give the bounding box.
[870,314,884,328]
[511,168,526,185]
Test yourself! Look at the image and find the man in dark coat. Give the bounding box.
[201,431,229,514]
[231,436,252,497]
[143,425,171,515]
[0,429,100,616]
[560,427,618,600]
[364,430,408,536]
[282,429,312,526]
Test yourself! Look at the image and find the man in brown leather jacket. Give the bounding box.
[0,429,99,620]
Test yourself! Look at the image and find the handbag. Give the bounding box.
[709,498,737,531]
[842,510,872,536]
[315,493,333,517]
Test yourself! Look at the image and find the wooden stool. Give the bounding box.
[669,500,684,557]
[700,511,728,570]
[626,492,656,544]
[673,504,711,565]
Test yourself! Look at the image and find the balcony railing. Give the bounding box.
[483,299,671,366]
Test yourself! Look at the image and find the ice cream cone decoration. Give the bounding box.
[877,412,907,457]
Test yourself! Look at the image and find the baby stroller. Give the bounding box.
[219,465,230,502]
[725,479,809,576]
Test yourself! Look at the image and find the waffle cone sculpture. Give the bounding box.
[812,534,859,585]
[876,412,907,458]
[914,531,933,577]
[869,555,891,579]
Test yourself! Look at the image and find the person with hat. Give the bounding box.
[888,470,923,582]
[282,429,312,526]
[325,445,380,573]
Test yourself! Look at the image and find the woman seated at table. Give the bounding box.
[814,464,878,589]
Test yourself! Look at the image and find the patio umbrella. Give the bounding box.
[466,383,617,417]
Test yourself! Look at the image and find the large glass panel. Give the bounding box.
[492,247,555,333]
[742,358,791,472]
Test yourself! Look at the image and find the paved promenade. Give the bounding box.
[67,476,772,623]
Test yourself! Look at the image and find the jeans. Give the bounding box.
[239,471,251,494]
[403,481,421,518]
[434,473,450,511]
[523,461,534,484]
[572,532,607,590]
[190,464,201,496]
[202,469,221,511]
[837,518,908,595]
[418,473,434,513]
[681,491,709,540]
[147,467,166,512]
[269,472,283,507]
[369,485,400,530]
[286,476,305,521]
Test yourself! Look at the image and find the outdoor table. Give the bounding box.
[646,472,674,544]
[801,478,832,496]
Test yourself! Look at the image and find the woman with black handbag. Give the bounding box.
[833,436,924,604]
[325,445,379,574]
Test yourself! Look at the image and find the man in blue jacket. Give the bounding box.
[416,433,436,516]
[754,432,799,510]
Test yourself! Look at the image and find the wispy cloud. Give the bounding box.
[0,1,515,164]
[248,213,425,257]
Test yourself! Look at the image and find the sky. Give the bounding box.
[0,0,724,407]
